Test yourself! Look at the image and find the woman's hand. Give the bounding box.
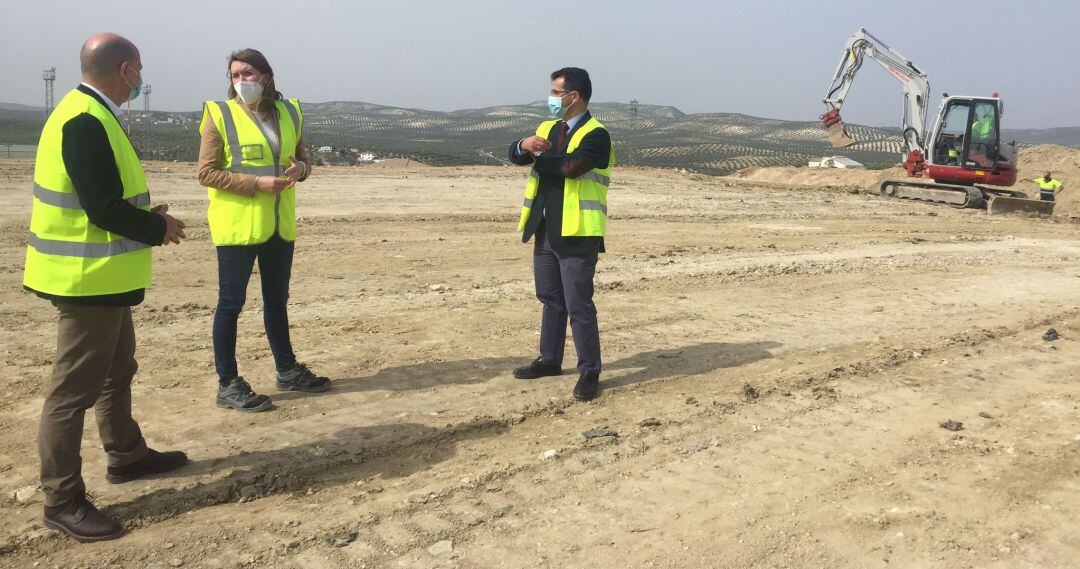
[255,175,292,195]
[284,156,306,183]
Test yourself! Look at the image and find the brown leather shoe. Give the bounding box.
[106,448,189,484]
[43,493,125,543]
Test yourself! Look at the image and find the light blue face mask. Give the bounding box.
[124,64,143,102]
[547,92,575,118]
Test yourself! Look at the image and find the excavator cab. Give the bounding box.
[931,98,999,169]
[925,96,1015,186]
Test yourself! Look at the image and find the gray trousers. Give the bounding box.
[533,232,601,374]
[38,305,148,507]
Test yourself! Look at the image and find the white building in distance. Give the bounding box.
[809,156,864,169]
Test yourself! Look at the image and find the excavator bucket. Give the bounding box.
[821,109,856,148]
[826,122,857,148]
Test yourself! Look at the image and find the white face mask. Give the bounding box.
[234,81,264,105]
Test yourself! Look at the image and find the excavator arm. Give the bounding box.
[822,28,930,155]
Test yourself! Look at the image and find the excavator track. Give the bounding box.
[878,179,1026,209]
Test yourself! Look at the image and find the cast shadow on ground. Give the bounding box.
[600,341,783,390]
[273,340,781,402]
[103,420,506,524]
[102,341,779,524]
[271,356,522,402]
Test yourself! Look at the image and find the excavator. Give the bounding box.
[821,28,1046,212]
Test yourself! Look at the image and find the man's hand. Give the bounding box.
[284,156,305,183]
[256,175,293,195]
[151,203,169,215]
[520,136,551,154]
[160,212,186,245]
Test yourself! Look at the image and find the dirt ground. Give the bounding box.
[1,156,1080,569]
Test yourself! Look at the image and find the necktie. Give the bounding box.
[554,122,570,153]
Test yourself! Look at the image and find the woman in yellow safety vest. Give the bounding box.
[197,48,331,413]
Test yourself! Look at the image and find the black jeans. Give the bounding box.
[213,235,297,384]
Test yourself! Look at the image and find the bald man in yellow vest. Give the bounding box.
[23,33,188,543]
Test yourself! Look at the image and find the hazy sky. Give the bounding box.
[2,0,1076,128]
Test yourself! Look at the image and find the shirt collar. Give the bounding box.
[80,82,123,117]
[565,112,587,133]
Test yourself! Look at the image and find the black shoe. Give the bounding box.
[43,493,125,543]
[106,448,189,484]
[216,377,272,412]
[276,362,331,393]
[573,372,600,401]
[513,357,562,380]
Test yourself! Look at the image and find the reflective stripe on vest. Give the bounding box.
[23,88,153,297]
[212,101,301,175]
[29,232,148,258]
[33,183,149,209]
[517,117,615,237]
[579,200,608,214]
[201,98,303,245]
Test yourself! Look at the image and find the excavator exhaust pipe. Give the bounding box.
[821,109,857,148]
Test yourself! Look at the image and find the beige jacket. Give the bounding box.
[197,97,311,197]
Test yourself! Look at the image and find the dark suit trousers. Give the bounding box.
[38,305,148,506]
[533,228,601,374]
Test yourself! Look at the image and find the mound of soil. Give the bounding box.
[729,166,905,189]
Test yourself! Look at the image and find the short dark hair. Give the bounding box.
[551,67,592,101]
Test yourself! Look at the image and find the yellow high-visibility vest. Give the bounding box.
[23,88,152,297]
[200,98,302,245]
[518,117,614,237]
[1036,178,1062,191]
[971,117,994,141]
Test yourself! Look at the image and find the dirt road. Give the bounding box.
[1,159,1079,568]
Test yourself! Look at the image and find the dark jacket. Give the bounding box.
[28,84,166,306]
[509,110,611,255]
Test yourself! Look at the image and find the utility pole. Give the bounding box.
[142,83,152,113]
[43,67,56,118]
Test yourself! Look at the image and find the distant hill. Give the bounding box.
[298,100,906,173]
[0,103,43,112]
[7,98,1075,173]
[1002,127,1080,148]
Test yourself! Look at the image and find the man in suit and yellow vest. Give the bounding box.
[23,34,188,542]
[509,67,614,401]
